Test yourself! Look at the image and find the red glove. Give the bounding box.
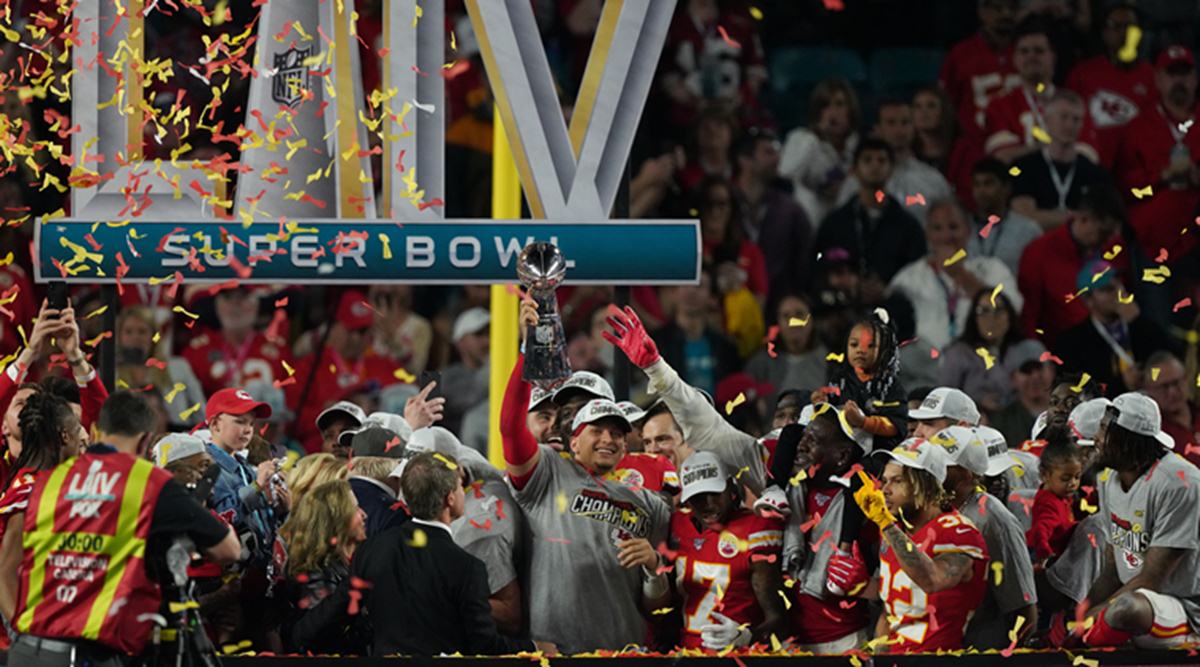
[601,304,661,369]
[825,542,869,597]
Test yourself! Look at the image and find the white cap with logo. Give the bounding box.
[529,386,555,413]
[1112,392,1175,450]
[974,425,1018,476]
[928,426,989,477]
[571,398,633,434]
[452,307,491,343]
[909,387,981,426]
[1068,398,1113,446]
[875,439,950,484]
[153,433,208,468]
[616,401,648,424]
[316,400,367,431]
[679,451,728,503]
[554,371,616,403]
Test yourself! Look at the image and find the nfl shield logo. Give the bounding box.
[272,46,313,108]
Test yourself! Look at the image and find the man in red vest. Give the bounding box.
[0,391,239,667]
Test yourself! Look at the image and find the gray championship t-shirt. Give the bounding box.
[452,478,524,594]
[960,491,1038,650]
[1098,453,1200,628]
[509,445,671,654]
[1046,512,1106,603]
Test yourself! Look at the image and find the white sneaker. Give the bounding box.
[753,486,791,517]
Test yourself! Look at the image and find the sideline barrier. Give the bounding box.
[217,650,1198,667]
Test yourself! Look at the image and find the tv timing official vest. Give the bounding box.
[15,451,171,655]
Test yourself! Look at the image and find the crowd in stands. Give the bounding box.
[0,0,1198,660]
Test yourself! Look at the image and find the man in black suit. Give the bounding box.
[356,453,554,656]
[343,425,411,537]
[1057,260,1177,395]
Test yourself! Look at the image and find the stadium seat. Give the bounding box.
[869,47,945,99]
[768,47,867,133]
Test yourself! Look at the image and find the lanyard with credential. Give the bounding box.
[1022,86,1049,144]
[934,266,960,340]
[1042,149,1076,210]
[1161,104,1194,145]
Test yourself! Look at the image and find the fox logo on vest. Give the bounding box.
[64,460,122,519]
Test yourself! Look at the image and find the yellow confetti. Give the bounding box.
[650,607,674,616]
[991,561,1004,586]
[975,347,996,370]
[942,248,967,267]
[1118,289,1135,304]
[1071,373,1092,394]
[1143,266,1171,284]
[83,332,111,348]
[788,315,810,327]
[450,30,457,51]
[0,251,13,266]
[164,383,187,404]
[433,453,458,470]
[556,490,568,514]
[180,403,202,421]
[826,352,845,363]
[770,634,781,652]
[282,360,296,377]
[1073,655,1100,667]
[1079,498,1098,514]
[393,368,416,383]
[1103,245,1123,261]
[1031,125,1051,144]
[1118,25,1142,63]
[1008,166,1021,177]
[0,352,16,376]
[172,305,200,320]
[778,589,791,610]
[379,232,392,260]
[407,528,427,548]
[788,469,807,487]
[411,3,423,27]
[1132,185,1154,199]
[1008,615,1026,644]
[989,283,1003,308]
[724,392,746,415]
[83,305,108,320]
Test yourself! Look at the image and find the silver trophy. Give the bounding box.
[518,242,572,388]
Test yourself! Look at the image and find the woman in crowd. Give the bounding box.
[116,306,207,426]
[745,293,827,408]
[699,176,768,358]
[911,85,979,207]
[778,77,861,223]
[286,453,351,505]
[937,289,1045,415]
[279,480,369,653]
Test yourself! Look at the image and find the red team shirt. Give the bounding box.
[985,85,1101,162]
[1066,57,1156,166]
[183,330,291,398]
[878,510,989,653]
[939,34,1019,137]
[614,453,680,496]
[671,509,783,649]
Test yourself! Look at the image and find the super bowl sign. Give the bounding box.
[37,0,698,286]
[36,220,700,285]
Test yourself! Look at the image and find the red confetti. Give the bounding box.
[716,25,741,49]
[1039,351,1064,365]
[874,189,885,204]
[1173,298,1192,312]
[904,193,926,207]
[1155,247,1169,263]
[469,518,492,530]
[930,347,939,359]
[810,529,833,553]
[979,215,1000,239]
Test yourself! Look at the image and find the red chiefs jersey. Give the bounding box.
[791,486,875,644]
[182,330,291,398]
[671,508,783,649]
[0,467,36,535]
[984,85,1100,162]
[940,34,1019,135]
[1066,57,1156,166]
[878,510,988,653]
[615,453,680,495]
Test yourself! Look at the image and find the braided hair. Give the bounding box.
[829,308,901,400]
[12,391,77,483]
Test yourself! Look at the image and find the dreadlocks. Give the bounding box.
[1100,419,1165,475]
[12,391,78,484]
[828,308,901,400]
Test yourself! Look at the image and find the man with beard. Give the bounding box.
[669,451,786,650]
[777,405,877,653]
[185,287,289,398]
[1066,393,1200,648]
[854,440,989,652]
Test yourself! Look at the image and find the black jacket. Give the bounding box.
[815,196,926,285]
[654,322,740,392]
[1056,315,1178,396]
[294,521,532,656]
[349,476,409,538]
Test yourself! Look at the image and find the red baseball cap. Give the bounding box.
[335,290,374,331]
[715,373,775,409]
[205,388,273,422]
[1157,45,1195,71]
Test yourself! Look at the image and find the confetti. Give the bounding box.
[164,383,187,404]
[989,283,1004,308]
[1031,125,1051,144]
[1103,245,1123,261]
[1142,266,1171,284]
[180,403,202,421]
[407,528,427,548]
[975,347,996,370]
[788,315,810,327]
[83,305,108,320]
[979,215,1000,239]
[942,248,967,267]
[991,561,1004,586]
[874,189,885,204]
[393,368,416,383]
[1008,166,1021,177]
[749,6,763,20]
[930,347,939,359]
[1117,25,1142,63]
[716,25,740,49]
[1132,185,1154,199]
[650,607,673,615]
[826,352,845,363]
[1071,373,1091,394]
[904,193,926,207]
[724,393,746,415]
[1039,351,1064,365]
[1155,247,1169,263]
[1173,298,1192,312]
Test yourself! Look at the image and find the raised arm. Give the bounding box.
[55,304,107,429]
